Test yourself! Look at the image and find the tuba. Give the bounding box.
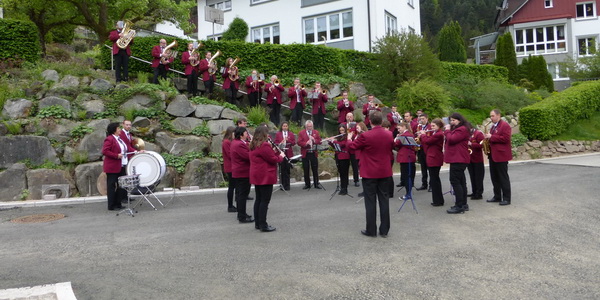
[116,21,136,49]
[228,57,240,81]
[160,40,178,64]
[208,50,222,74]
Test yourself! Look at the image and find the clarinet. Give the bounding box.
[268,138,290,163]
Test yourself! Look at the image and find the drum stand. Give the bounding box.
[132,186,164,211]
[117,185,138,217]
[164,177,188,207]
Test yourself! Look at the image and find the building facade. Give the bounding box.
[196,0,420,52]
[496,0,600,90]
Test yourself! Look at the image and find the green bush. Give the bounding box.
[191,123,211,138]
[70,125,94,142]
[472,80,535,115]
[0,19,41,63]
[440,62,508,83]
[37,105,71,119]
[222,17,249,41]
[395,79,449,119]
[511,133,528,148]
[246,106,269,126]
[520,80,600,140]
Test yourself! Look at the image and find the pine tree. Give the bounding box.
[437,21,467,63]
[495,32,519,84]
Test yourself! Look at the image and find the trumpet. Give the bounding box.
[321,89,328,95]
[300,84,306,90]
[274,79,280,85]
[344,99,350,107]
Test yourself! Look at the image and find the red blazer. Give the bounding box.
[337,99,354,123]
[311,91,328,114]
[288,87,307,109]
[415,123,431,152]
[489,120,513,162]
[297,129,321,158]
[348,126,394,179]
[421,130,444,167]
[444,125,470,164]
[230,139,250,178]
[198,58,216,81]
[181,51,199,76]
[362,103,381,127]
[387,112,400,133]
[274,130,296,158]
[222,67,240,89]
[394,130,416,163]
[222,138,232,173]
[108,30,132,56]
[102,135,127,173]
[410,118,418,134]
[265,83,285,105]
[469,129,485,164]
[151,45,173,69]
[250,142,283,185]
[245,76,265,94]
[331,139,350,160]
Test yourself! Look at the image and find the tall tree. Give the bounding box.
[495,32,518,84]
[437,20,466,62]
[518,55,554,92]
[222,17,249,41]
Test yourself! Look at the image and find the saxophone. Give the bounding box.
[116,21,136,49]
[480,121,492,155]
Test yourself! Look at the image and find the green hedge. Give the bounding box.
[339,49,376,75]
[520,80,600,140]
[0,19,41,63]
[440,62,508,83]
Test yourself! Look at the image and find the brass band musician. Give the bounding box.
[288,78,307,126]
[362,94,381,129]
[265,75,284,126]
[311,82,328,130]
[108,21,132,83]
[182,43,200,97]
[245,69,264,107]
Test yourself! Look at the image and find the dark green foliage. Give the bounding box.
[494,32,518,83]
[0,19,41,63]
[437,21,466,63]
[37,105,71,119]
[520,80,600,140]
[518,55,554,92]
[561,50,600,80]
[440,62,508,83]
[48,24,76,44]
[339,49,377,75]
[395,79,450,119]
[222,17,249,41]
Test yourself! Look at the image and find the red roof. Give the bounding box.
[498,0,599,26]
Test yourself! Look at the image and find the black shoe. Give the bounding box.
[339,189,348,195]
[358,192,364,197]
[314,184,322,189]
[354,182,360,187]
[499,201,511,206]
[447,206,465,214]
[302,185,311,190]
[239,216,254,223]
[108,207,117,211]
[467,193,474,197]
[462,204,470,211]
[400,195,411,200]
[114,205,124,209]
[284,187,290,191]
[416,185,427,191]
[247,196,254,200]
[379,232,388,238]
[260,225,276,232]
[428,187,432,192]
[396,183,403,187]
[471,196,483,200]
[228,207,237,213]
[361,230,376,237]
[486,198,501,203]
[431,203,444,207]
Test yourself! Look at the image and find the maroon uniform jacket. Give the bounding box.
[348,126,394,179]
[222,138,232,173]
[394,130,416,163]
[415,123,432,152]
[489,120,513,162]
[151,45,174,69]
[444,125,470,164]
[230,139,250,178]
[222,67,240,89]
[245,76,265,95]
[108,30,132,56]
[102,135,133,173]
[410,118,418,134]
[250,142,283,185]
[311,91,328,114]
[274,130,296,158]
[265,83,285,105]
[337,99,354,123]
[297,129,321,158]
[362,103,381,127]
[288,87,307,110]
[198,58,216,81]
[331,139,350,160]
[420,130,444,167]
[387,112,401,133]
[181,51,200,76]
[469,129,485,164]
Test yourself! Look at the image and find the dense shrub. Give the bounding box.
[222,17,249,41]
[0,19,41,63]
[520,80,600,140]
[440,62,508,83]
[395,79,449,119]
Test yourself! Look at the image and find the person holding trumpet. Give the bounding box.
[337,91,354,124]
[418,119,445,207]
[310,82,328,130]
[444,113,472,214]
[274,122,296,191]
[468,126,485,200]
[245,69,264,108]
[298,120,322,189]
[362,95,381,129]
[265,75,284,126]
[415,113,432,192]
[288,78,307,126]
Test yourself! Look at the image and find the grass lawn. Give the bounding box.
[553,111,600,141]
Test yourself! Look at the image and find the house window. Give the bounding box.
[578,37,597,55]
[547,63,566,79]
[252,24,280,44]
[251,0,272,4]
[576,2,596,18]
[208,0,232,11]
[208,34,223,41]
[385,12,397,35]
[514,25,566,56]
[304,10,353,44]
[545,0,553,8]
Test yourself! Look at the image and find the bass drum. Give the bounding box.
[127,151,166,187]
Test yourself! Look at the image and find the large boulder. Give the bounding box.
[155,132,209,155]
[26,169,77,200]
[210,136,223,153]
[166,95,196,117]
[349,82,368,98]
[0,136,59,168]
[44,119,78,143]
[328,83,341,98]
[195,104,223,120]
[54,75,79,88]
[0,163,27,201]
[220,108,245,120]
[90,78,113,92]
[41,69,59,82]
[82,100,106,118]
[74,161,104,197]
[181,158,225,188]
[206,119,235,135]
[173,77,188,91]
[2,98,34,119]
[39,96,71,112]
[132,116,151,128]
[63,119,110,162]
[171,117,204,133]
[120,94,166,111]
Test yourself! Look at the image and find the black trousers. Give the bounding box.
[417,149,429,187]
[279,160,291,189]
[235,177,250,220]
[226,85,238,104]
[350,154,359,183]
[248,91,260,107]
[226,172,236,208]
[114,50,129,82]
[254,185,274,229]
[313,111,325,130]
[187,70,198,97]
[489,158,511,202]
[336,158,350,190]
[399,162,416,190]
[429,166,444,205]
[203,77,214,96]
[153,65,167,84]
[291,104,303,125]
[302,152,319,186]
[362,177,391,236]
[106,167,127,210]
[449,163,468,207]
[269,102,281,126]
[467,162,485,198]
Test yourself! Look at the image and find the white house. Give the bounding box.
[196,0,420,52]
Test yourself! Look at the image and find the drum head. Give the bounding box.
[127,151,166,187]
[97,172,107,196]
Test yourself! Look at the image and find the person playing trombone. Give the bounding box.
[265,75,284,126]
[311,82,328,130]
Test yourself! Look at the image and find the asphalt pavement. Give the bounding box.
[0,154,599,299]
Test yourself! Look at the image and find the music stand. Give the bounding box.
[397,136,419,214]
[164,177,188,207]
[329,143,353,200]
[273,159,291,197]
